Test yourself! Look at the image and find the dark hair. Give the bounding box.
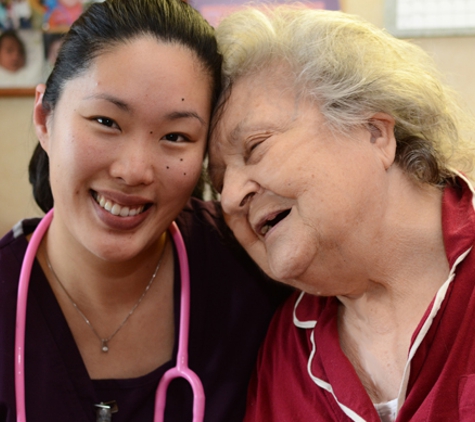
[0,30,26,58]
[29,0,222,212]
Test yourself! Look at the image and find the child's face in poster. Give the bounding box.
[0,36,25,72]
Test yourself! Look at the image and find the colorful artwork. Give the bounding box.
[190,0,340,27]
[42,0,84,32]
[0,0,102,91]
[0,0,34,30]
[0,0,104,31]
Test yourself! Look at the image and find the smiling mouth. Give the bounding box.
[259,209,291,236]
[91,191,151,217]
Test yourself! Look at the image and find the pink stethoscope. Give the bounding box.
[15,209,205,422]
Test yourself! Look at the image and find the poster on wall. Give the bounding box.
[0,0,103,96]
[190,0,340,27]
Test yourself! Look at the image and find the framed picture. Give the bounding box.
[0,0,102,96]
[0,29,44,95]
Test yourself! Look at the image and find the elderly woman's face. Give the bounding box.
[209,73,396,295]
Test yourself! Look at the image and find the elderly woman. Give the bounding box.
[209,7,475,422]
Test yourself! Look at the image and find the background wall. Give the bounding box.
[1,0,474,237]
[0,96,41,236]
[342,0,475,116]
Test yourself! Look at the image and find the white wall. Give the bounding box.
[342,0,475,116]
[0,96,42,236]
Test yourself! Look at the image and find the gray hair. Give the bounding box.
[215,6,475,185]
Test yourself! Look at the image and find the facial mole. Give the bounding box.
[150,131,153,134]
[182,98,184,101]
[180,158,183,161]
[184,172,187,176]
[166,166,169,169]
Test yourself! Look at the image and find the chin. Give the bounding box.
[267,260,309,286]
[87,239,141,263]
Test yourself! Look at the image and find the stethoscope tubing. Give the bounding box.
[154,222,205,422]
[15,208,54,422]
[15,209,205,422]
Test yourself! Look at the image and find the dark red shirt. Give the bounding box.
[245,177,475,422]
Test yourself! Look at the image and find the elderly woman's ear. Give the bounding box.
[368,112,396,170]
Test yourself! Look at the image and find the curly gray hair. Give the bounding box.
[215,6,475,185]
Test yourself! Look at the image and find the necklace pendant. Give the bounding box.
[101,339,109,353]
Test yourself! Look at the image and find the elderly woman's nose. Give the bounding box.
[220,167,258,214]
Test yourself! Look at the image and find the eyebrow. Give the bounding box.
[84,93,130,112]
[166,111,206,127]
[84,94,206,126]
[227,120,284,146]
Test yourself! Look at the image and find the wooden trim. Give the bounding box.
[0,88,36,97]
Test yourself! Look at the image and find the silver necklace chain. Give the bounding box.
[46,253,163,353]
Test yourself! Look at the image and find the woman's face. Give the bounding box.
[209,73,396,295]
[34,38,212,262]
[0,36,25,72]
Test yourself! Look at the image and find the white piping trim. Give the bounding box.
[293,291,317,329]
[396,246,472,411]
[294,292,365,419]
[294,246,473,420]
[307,329,367,422]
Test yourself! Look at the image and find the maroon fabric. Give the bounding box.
[0,198,289,422]
[245,178,475,422]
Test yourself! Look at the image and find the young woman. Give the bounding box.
[0,1,287,421]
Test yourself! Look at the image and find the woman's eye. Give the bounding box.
[95,117,118,129]
[163,133,189,143]
[245,140,264,159]
[249,141,262,152]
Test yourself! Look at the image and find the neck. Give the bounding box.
[36,213,176,377]
[39,217,168,310]
[336,171,450,402]
[330,167,447,299]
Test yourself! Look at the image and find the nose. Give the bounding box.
[110,140,155,186]
[220,166,259,216]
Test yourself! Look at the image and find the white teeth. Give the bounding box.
[93,192,145,217]
[119,206,130,217]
